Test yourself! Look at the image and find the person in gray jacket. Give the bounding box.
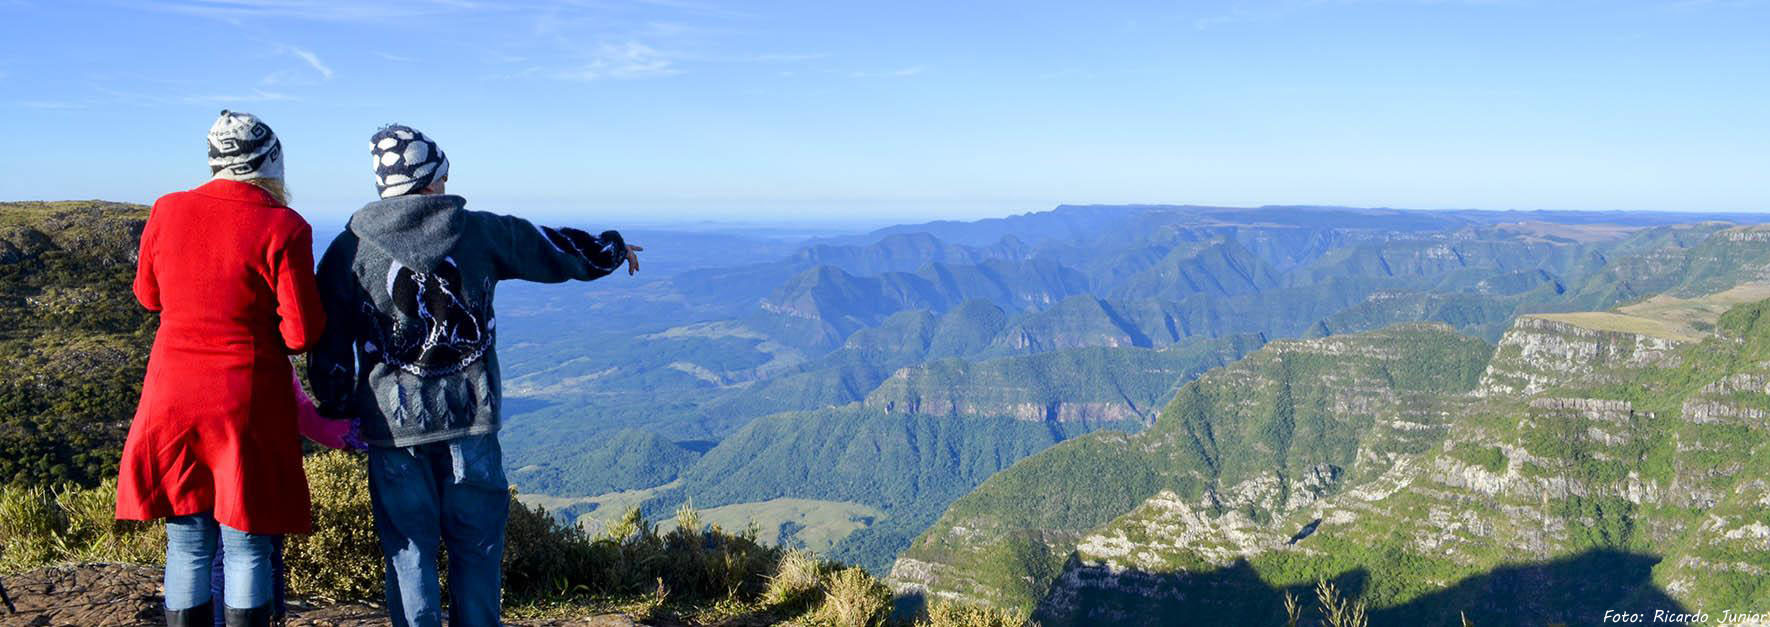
[308,124,639,627]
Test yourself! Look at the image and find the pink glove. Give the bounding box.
[292,373,364,450]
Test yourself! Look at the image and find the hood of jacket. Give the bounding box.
[349,193,466,269]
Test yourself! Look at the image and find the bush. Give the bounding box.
[813,566,890,627]
[763,549,825,608]
[503,496,598,599]
[283,454,796,607]
[917,600,1035,627]
[285,451,382,601]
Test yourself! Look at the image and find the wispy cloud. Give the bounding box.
[556,41,679,80]
[1667,0,1765,8]
[87,84,294,107]
[375,51,415,62]
[183,89,293,104]
[1193,0,1526,30]
[134,0,486,23]
[752,52,829,63]
[287,46,333,79]
[850,66,926,79]
[629,0,749,19]
[14,100,87,110]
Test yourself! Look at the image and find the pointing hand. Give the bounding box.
[626,244,643,276]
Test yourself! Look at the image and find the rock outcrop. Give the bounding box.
[892,305,1770,626]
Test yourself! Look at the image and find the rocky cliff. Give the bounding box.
[891,300,1770,626]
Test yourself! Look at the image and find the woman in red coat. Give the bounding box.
[115,111,326,627]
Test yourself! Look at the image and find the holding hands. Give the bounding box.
[292,373,367,451]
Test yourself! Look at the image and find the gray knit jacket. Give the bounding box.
[308,193,626,448]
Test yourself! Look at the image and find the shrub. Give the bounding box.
[917,599,1035,627]
[284,451,382,601]
[502,496,596,599]
[814,566,890,627]
[763,549,825,608]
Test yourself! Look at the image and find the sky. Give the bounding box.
[0,0,1766,224]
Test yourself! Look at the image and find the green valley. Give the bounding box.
[891,281,1770,626]
[494,204,1770,582]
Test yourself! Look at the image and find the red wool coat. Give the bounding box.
[115,179,326,535]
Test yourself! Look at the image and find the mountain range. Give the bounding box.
[10,200,1770,624]
[487,203,1770,577]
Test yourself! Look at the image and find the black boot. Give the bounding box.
[164,601,212,627]
[223,603,273,627]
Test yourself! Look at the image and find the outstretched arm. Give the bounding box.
[483,213,640,283]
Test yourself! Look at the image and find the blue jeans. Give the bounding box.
[209,537,286,625]
[163,513,278,611]
[368,433,510,627]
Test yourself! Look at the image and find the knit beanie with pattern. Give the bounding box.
[207,110,284,182]
[370,124,449,198]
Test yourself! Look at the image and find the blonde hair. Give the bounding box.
[244,177,291,207]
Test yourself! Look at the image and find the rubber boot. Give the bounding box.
[163,601,212,627]
[223,603,273,627]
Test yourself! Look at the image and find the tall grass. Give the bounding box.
[916,600,1035,627]
[813,566,891,627]
[1314,579,1370,627]
[0,478,161,572]
[0,451,1045,626]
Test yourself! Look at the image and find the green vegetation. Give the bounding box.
[1,451,1045,626]
[654,498,887,554]
[899,295,1770,625]
[496,205,1770,573]
[0,201,153,487]
[18,199,1770,624]
[899,324,1489,611]
[508,428,701,498]
[675,408,1068,572]
[0,478,162,571]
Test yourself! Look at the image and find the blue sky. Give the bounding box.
[0,1,1766,223]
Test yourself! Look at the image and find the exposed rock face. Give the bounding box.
[862,338,1262,429]
[893,307,1770,626]
[1477,316,1684,397]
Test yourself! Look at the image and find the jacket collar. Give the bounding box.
[191,179,279,206]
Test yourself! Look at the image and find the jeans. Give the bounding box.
[368,433,510,627]
[163,513,278,611]
[209,537,286,625]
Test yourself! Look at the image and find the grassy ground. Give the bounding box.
[654,498,888,554]
[1529,281,1770,342]
[516,479,684,536]
[1526,311,1707,342]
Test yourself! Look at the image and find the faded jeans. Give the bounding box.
[368,433,510,627]
[209,537,286,625]
[163,512,278,611]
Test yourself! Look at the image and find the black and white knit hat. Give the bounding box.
[207,110,284,181]
[370,124,449,198]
